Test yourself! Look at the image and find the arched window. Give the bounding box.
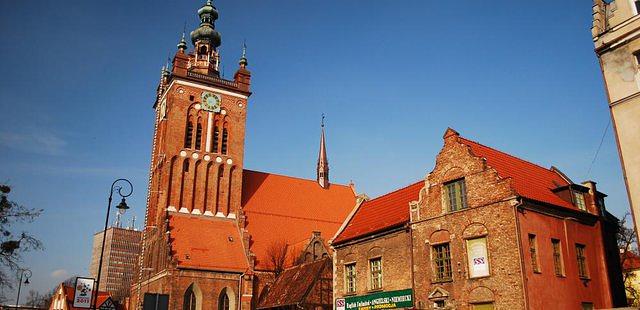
[212,122,220,153]
[184,122,194,149]
[199,45,208,56]
[218,288,230,310]
[183,160,189,172]
[183,286,196,310]
[195,123,203,150]
[221,126,229,155]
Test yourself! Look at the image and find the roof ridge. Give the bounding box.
[244,210,344,224]
[243,169,352,189]
[367,180,423,202]
[458,136,555,174]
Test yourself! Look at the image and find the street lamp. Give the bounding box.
[15,268,31,309]
[93,179,133,309]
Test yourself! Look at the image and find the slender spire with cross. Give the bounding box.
[317,114,329,188]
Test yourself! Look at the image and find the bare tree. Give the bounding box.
[265,239,289,276]
[25,289,48,308]
[618,212,639,306]
[0,184,43,296]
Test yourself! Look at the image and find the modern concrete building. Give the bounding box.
[592,0,640,239]
[89,226,142,303]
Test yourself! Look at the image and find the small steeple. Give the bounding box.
[177,30,188,52]
[239,41,248,68]
[317,114,329,188]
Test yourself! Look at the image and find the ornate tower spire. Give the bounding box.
[189,0,222,76]
[317,114,329,188]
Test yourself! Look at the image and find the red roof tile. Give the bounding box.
[257,258,330,309]
[333,181,423,245]
[242,170,356,270]
[168,214,249,272]
[458,137,574,209]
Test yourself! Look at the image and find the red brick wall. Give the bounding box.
[333,230,413,300]
[517,207,613,309]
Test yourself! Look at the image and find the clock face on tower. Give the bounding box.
[201,92,221,113]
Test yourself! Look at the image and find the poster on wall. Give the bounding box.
[467,237,490,278]
[73,277,95,308]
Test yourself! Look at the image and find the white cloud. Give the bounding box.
[0,131,67,156]
[50,269,69,279]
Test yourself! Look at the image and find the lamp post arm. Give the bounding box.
[93,178,132,309]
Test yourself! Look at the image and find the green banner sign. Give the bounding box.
[343,289,413,310]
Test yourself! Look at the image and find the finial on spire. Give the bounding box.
[177,25,188,51]
[317,114,329,188]
[239,40,248,68]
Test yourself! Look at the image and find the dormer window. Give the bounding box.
[573,191,587,211]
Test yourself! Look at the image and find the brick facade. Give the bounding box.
[332,129,625,309]
[333,229,413,300]
[410,132,524,309]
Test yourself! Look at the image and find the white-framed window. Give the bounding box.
[369,257,382,290]
[345,263,356,294]
[573,191,587,211]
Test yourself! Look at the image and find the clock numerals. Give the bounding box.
[201,92,221,113]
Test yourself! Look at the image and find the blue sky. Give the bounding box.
[0,0,629,299]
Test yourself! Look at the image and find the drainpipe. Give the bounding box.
[513,198,529,310]
[238,272,245,310]
[408,222,417,309]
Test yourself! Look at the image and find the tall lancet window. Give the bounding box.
[195,123,203,151]
[212,122,220,153]
[221,125,229,155]
[184,122,194,149]
[183,286,196,310]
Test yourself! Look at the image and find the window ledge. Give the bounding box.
[367,288,383,293]
[343,292,357,297]
[533,270,542,274]
[432,279,453,284]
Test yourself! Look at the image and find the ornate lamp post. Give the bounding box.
[15,268,31,309]
[93,179,133,309]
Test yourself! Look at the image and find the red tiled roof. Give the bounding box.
[242,170,356,270]
[62,285,112,310]
[257,258,330,309]
[458,137,574,209]
[621,251,640,271]
[168,214,249,272]
[333,181,423,245]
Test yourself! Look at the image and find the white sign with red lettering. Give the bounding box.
[336,298,346,310]
[73,277,95,308]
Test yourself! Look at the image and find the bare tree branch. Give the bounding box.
[265,240,288,277]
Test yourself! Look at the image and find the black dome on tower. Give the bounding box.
[190,0,221,48]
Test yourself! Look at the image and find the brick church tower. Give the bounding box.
[133,2,356,310]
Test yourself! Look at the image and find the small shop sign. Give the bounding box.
[342,289,413,310]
